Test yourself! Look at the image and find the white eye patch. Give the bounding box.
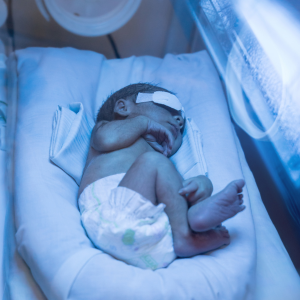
[136,91,185,118]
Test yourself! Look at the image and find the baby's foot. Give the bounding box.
[174,225,230,257]
[188,179,246,232]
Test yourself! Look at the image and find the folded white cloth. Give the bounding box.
[49,103,95,185]
[50,102,207,184]
[171,117,208,179]
[78,173,176,270]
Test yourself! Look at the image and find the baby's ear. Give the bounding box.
[114,99,132,118]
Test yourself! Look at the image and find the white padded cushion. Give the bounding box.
[12,47,300,300]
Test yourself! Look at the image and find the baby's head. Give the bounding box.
[97,83,185,155]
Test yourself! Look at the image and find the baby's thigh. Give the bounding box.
[118,152,162,203]
[134,151,183,184]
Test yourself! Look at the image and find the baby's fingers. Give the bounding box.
[161,141,169,156]
[163,129,174,155]
[178,181,198,196]
[148,141,165,154]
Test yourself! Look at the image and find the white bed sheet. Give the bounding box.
[5,47,300,300]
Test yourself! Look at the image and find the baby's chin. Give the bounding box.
[169,137,182,157]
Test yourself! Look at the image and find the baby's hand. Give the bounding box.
[178,175,213,205]
[143,118,174,156]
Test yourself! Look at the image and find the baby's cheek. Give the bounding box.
[172,136,183,155]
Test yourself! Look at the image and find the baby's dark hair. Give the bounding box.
[96,83,173,122]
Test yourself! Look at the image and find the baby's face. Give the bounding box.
[135,101,184,156]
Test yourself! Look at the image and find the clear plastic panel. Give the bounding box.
[184,0,300,231]
[186,0,300,189]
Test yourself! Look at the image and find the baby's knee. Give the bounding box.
[137,151,172,169]
[137,151,168,164]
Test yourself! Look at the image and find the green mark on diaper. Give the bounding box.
[163,221,172,237]
[122,229,135,245]
[138,219,155,226]
[165,221,169,230]
[91,182,101,206]
[92,207,119,228]
[140,255,158,270]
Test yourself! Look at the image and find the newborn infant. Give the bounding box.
[78,83,245,270]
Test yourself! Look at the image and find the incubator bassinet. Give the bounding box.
[1,47,300,300]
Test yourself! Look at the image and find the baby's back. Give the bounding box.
[78,138,155,197]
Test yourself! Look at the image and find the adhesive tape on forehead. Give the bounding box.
[136,91,185,117]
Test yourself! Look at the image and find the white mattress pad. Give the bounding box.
[6,47,300,300]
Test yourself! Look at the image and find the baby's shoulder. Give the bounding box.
[92,120,109,133]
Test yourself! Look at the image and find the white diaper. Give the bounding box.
[78,173,176,270]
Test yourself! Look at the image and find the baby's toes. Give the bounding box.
[223,180,245,202]
[238,194,244,204]
[233,179,245,193]
[218,225,227,232]
[218,225,230,239]
[239,205,246,212]
[234,195,245,213]
[220,233,230,245]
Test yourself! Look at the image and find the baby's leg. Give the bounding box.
[188,180,246,232]
[119,152,230,257]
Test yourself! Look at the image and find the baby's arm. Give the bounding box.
[91,116,174,155]
[91,116,147,152]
